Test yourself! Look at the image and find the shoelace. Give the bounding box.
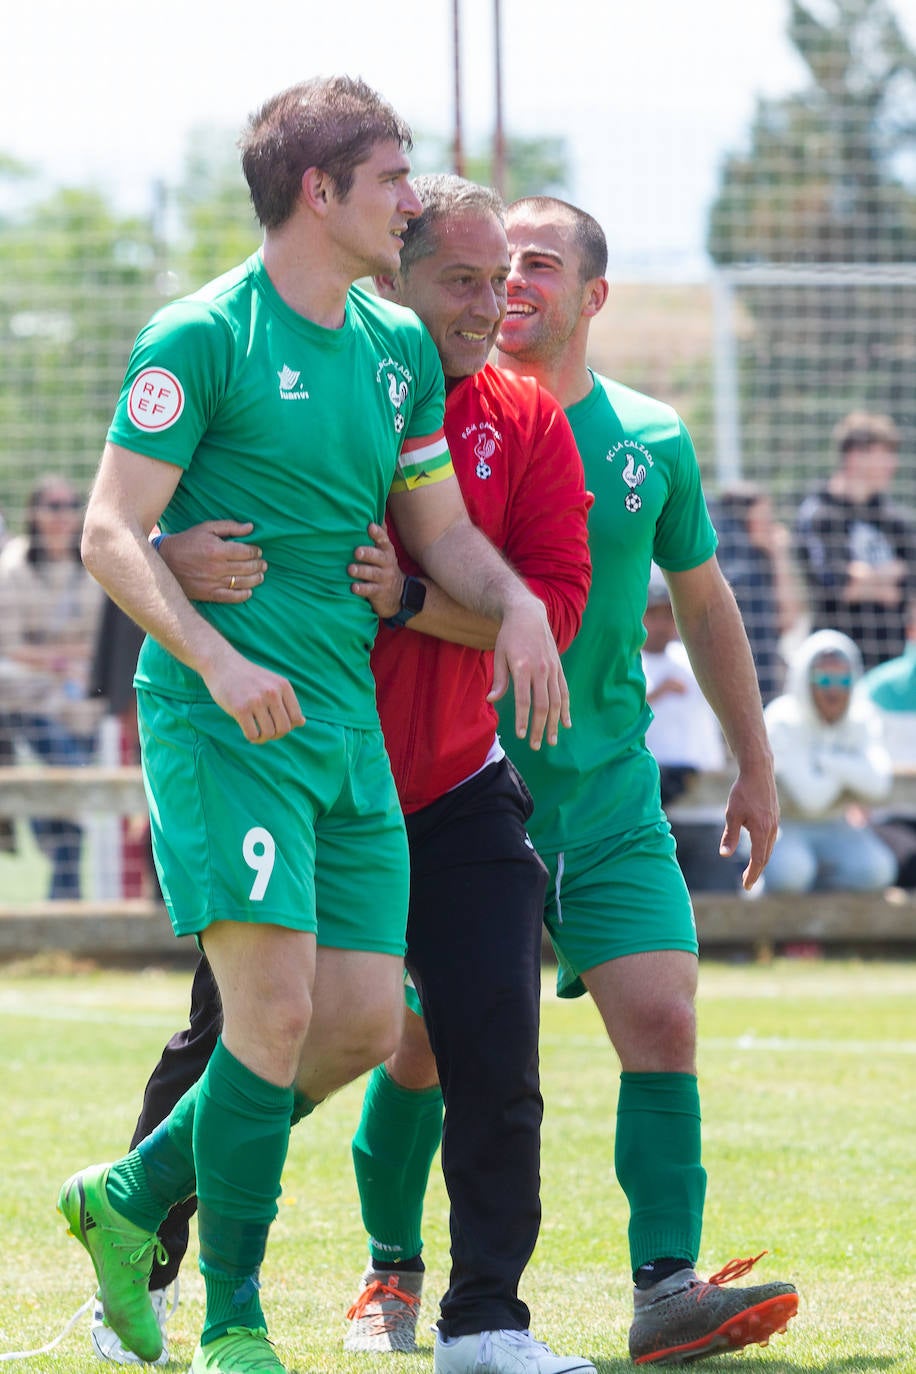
[707,1251,767,1287]
[691,1250,768,1304]
[204,1328,281,1373]
[0,1296,95,1363]
[478,1330,551,1363]
[0,1277,180,1364]
[347,1276,421,1324]
[151,1277,181,1325]
[123,1234,169,1276]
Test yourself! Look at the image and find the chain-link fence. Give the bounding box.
[2,0,916,905]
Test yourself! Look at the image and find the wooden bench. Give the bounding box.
[667,766,916,815]
[5,763,916,819]
[0,899,188,960]
[0,765,147,817]
[1,765,914,957]
[1,891,912,961]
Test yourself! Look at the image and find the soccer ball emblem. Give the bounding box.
[625,492,642,512]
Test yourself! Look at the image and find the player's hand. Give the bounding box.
[349,523,405,620]
[204,649,305,743]
[158,521,267,603]
[720,754,779,890]
[487,597,570,750]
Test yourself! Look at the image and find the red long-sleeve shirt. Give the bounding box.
[372,364,591,813]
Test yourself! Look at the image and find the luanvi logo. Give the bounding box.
[278,365,309,400]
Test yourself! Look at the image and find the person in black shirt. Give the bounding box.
[795,410,916,671]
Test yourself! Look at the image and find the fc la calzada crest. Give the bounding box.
[607,440,652,512]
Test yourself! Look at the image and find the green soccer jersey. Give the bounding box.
[500,371,717,850]
[107,253,452,727]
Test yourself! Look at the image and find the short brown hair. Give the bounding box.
[507,196,608,282]
[240,76,413,230]
[833,410,901,457]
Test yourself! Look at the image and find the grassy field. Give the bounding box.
[0,958,914,1373]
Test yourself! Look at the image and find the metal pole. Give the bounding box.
[492,0,506,195]
[452,0,465,176]
[711,269,743,484]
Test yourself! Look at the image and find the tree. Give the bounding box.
[705,0,916,492]
[171,124,260,289]
[0,183,162,514]
[0,123,570,526]
[0,129,259,521]
[708,0,916,264]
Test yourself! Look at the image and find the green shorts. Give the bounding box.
[138,691,409,950]
[541,816,698,998]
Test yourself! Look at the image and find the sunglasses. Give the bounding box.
[39,498,81,512]
[810,672,852,689]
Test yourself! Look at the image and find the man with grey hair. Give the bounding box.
[342,194,799,1369]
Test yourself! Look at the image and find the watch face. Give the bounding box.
[403,577,427,614]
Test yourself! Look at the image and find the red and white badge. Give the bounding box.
[127,368,185,431]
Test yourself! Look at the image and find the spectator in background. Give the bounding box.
[763,629,896,893]
[795,411,916,671]
[713,482,804,702]
[858,607,916,887]
[858,603,916,766]
[0,475,104,897]
[0,506,12,853]
[641,573,743,892]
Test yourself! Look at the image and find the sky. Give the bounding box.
[4,0,916,279]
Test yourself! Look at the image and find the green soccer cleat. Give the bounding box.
[190,1328,286,1374]
[58,1163,167,1364]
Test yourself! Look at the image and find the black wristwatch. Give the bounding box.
[384,575,427,629]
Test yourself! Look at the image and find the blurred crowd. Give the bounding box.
[2,408,915,902]
[0,474,151,902]
[652,407,916,899]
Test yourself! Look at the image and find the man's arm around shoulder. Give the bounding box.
[387,474,569,749]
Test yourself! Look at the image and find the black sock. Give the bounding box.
[634,1257,694,1290]
[377,1254,425,1274]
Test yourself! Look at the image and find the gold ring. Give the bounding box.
[229,575,236,590]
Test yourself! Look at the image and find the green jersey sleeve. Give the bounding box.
[652,419,718,571]
[107,300,234,467]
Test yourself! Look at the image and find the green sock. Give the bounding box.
[194,1038,294,1344]
[615,1071,707,1277]
[351,1064,443,1267]
[106,1083,200,1232]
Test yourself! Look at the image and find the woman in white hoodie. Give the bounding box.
[763,628,897,892]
